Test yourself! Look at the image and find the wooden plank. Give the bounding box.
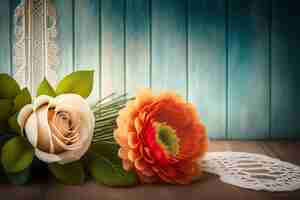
[264,141,300,199]
[208,140,230,152]
[74,0,100,102]
[1,141,300,200]
[265,141,300,166]
[226,141,300,200]
[45,142,291,200]
[44,141,245,200]
[125,0,150,97]
[0,0,11,74]
[188,0,226,139]
[228,0,270,139]
[53,0,73,81]
[101,0,125,97]
[151,0,187,97]
[271,0,300,139]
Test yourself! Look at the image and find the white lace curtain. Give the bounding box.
[13,0,58,96]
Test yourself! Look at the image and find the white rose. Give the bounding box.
[17,94,95,164]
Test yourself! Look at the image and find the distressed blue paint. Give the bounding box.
[74,0,100,101]
[1,0,300,139]
[0,0,11,74]
[53,0,73,81]
[228,0,270,139]
[271,0,300,139]
[188,0,226,139]
[101,0,125,98]
[151,0,187,97]
[126,0,150,96]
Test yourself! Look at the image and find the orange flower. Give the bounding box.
[114,89,208,184]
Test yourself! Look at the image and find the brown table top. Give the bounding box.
[1,140,300,200]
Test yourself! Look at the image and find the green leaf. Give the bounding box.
[1,136,34,173]
[56,70,94,98]
[48,161,85,185]
[13,88,32,113]
[0,74,21,99]
[0,99,13,121]
[8,113,21,135]
[88,142,138,187]
[37,79,56,97]
[7,168,31,185]
[0,121,10,133]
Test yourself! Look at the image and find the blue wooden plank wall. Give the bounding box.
[0,0,299,139]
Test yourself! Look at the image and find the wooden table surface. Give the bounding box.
[1,141,300,200]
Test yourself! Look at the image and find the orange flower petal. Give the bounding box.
[137,172,158,184]
[114,130,129,148]
[134,158,147,171]
[128,149,141,162]
[134,117,143,134]
[134,89,155,109]
[114,89,208,184]
[122,159,133,171]
[118,147,129,160]
[128,131,140,149]
[135,159,154,177]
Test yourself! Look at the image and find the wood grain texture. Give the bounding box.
[188,0,226,139]
[1,141,300,200]
[0,0,11,74]
[271,0,300,139]
[53,0,73,81]
[228,0,270,139]
[74,0,100,102]
[1,0,300,139]
[151,0,187,97]
[125,0,150,96]
[101,0,125,98]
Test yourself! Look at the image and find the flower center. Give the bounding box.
[56,111,74,133]
[154,122,179,156]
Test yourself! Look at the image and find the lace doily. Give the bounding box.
[199,152,300,192]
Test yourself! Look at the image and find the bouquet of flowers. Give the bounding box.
[1,70,300,193]
[0,70,208,186]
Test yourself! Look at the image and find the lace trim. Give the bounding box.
[13,0,59,92]
[200,152,300,192]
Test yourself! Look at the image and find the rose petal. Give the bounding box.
[59,112,95,164]
[25,112,38,147]
[33,95,52,111]
[32,94,94,164]
[18,104,34,129]
[54,94,94,142]
[50,122,80,145]
[35,148,62,163]
[49,114,82,153]
[57,128,93,164]
[36,105,55,153]
[51,128,82,152]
